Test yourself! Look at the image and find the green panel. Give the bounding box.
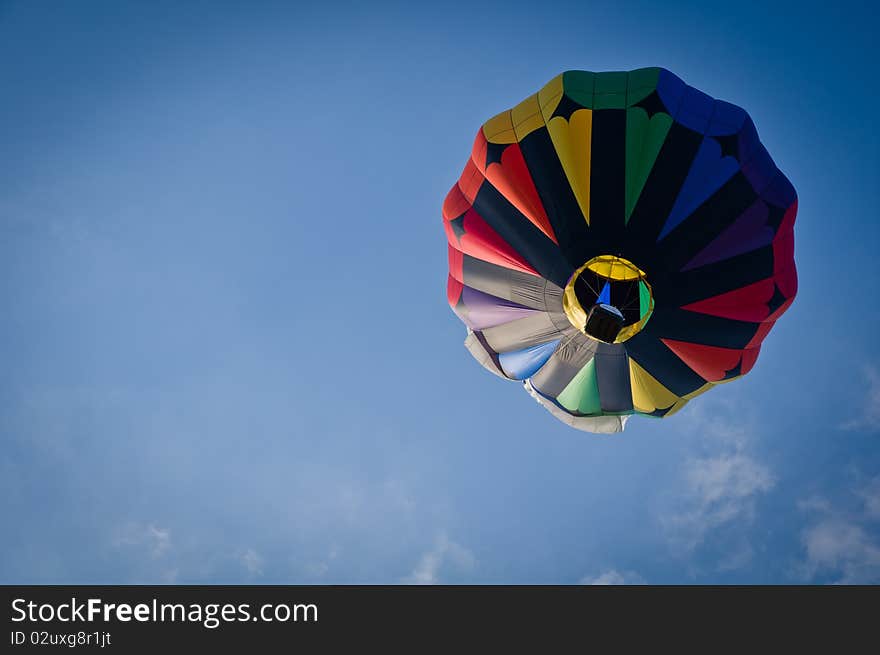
[562,70,595,109]
[562,68,662,111]
[639,280,651,318]
[625,67,661,106]
[594,71,628,93]
[557,357,602,415]
[593,71,628,110]
[625,109,673,222]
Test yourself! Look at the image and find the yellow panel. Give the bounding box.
[547,109,592,225]
[658,382,717,418]
[483,110,517,144]
[682,382,714,400]
[562,282,587,335]
[586,255,646,281]
[510,93,545,141]
[629,359,682,413]
[483,75,562,146]
[537,74,564,118]
[662,399,689,417]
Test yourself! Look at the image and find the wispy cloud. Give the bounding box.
[840,365,880,433]
[112,522,172,559]
[402,533,475,585]
[664,452,774,552]
[796,477,880,584]
[661,397,775,558]
[241,548,263,577]
[110,522,178,583]
[580,569,645,585]
[858,478,880,519]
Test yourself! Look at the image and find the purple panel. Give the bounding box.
[681,200,774,271]
[737,118,762,163]
[762,174,797,208]
[742,143,776,192]
[458,285,539,330]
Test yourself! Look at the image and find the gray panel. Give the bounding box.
[481,312,567,353]
[524,380,629,433]
[463,330,509,379]
[594,342,633,412]
[461,255,563,312]
[529,332,598,397]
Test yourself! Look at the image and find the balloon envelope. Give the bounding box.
[443,68,797,433]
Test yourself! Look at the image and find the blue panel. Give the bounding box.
[498,339,560,380]
[677,86,714,133]
[707,100,746,136]
[737,117,761,161]
[658,137,740,240]
[656,69,685,116]
[597,281,611,305]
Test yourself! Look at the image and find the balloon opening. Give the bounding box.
[584,304,626,343]
[562,255,654,343]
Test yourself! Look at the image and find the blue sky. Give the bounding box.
[1,0,878,584]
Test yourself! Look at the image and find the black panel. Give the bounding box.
[654,172,758,273]
[471,182,571,288]
[646,307,760,350]
[624,330,707,397]
[517,127,597,269]
[659,247,774,308]
[624,123,704,269]
[588,109,627,249]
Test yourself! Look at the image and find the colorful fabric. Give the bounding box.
[443,67,797,432]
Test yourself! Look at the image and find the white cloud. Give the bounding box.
[403,533,475,585]
[716,540,755,572]
[797,477,880,584]
[241,548,263,577]
[109,522,180,582]
[580,569,645,585]
[660,395,775,564]
[112,522,172,558]
[677,393,754,448]
[859,478,880,520]
[840,365,880,432]
[304,545,339,579]
[664,452,774,552]
[801,521,880,584]
[685,453,774,510]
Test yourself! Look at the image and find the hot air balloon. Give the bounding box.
[443,68,797,433]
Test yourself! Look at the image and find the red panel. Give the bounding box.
[442,183,471,221]
[773,228,794,271]
[451,207,538,276]
[779,200,797,234]
[746,320,774,349]
[447,244,463,282]
[457,159,484,205]
[480,140,557,244]
[661,339,744,382]
[470,129,488,172]
[447,274,463,307]
[773,240,797,298]
[740,346,760,375]
[681,278,775,322]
